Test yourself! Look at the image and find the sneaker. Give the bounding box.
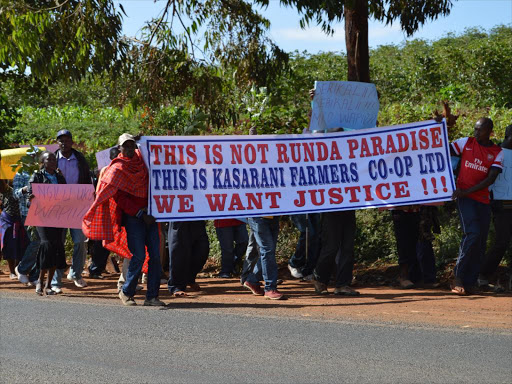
[15,266,29,284]
[66,273,74,281]
[288,264,303,279]
[243,281,264,296]
[118,284,144,293]
[144,297,166,306]
[35,283,43,295]
[74,278,87,288]
[334,285,360,296]
[51,287,63,294]
[313,280,328,294]
[119,290,137,306]
[9,273,17,280]
[301,274,314,282]
[264,289,284,300]
[89,273,104,279]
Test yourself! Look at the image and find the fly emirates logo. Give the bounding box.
[465,157,488,173]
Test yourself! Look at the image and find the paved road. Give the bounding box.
[1,293,511,383]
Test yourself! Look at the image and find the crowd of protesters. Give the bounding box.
[0,119,511,305]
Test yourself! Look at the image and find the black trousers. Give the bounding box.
[314,211,356,287]
[480,205,512,279]
[88,240,110,275]
[391,210,422,282]
[167,221,209,293]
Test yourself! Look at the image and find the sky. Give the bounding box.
[117,0,512,53]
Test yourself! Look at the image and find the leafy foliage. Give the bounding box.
[262,0,454,36]
[0,0,126,81]
[0,93,20,148]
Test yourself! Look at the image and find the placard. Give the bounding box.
[25,184,95,229]
[139,120,455,222]
[310,81,379,132]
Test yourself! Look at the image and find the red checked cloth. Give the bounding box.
[82,149,148,259]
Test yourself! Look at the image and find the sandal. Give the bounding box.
[173,290,188,297]
[451,286,467,296]
[399,278,414,289]
[187,283,201,292]
[35,283,43,296]
[45,288,56,296]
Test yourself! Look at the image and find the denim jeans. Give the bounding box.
[216,224,248,275]
[52,228,87,287]
[246,217,279,291]
[314,211,356,287]
[17,217,40,282]
[454,197,491,287]
[122,215,161,299]
[240,230,263,285]
[289,213,321,276]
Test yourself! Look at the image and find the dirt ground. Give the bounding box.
[1,264,511,331]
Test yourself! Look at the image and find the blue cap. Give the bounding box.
[56,129,72,139]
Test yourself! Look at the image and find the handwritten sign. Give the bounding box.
[310,81,379,132]
[139,120,455,222]
[25,184,95,229]
[96,147,115,170]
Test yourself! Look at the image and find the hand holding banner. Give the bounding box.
[25,184,95,229]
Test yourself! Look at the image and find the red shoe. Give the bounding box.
[243,281,264,296]
[264,289,284,300]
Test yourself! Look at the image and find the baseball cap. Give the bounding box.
[56,129,72,139]
[117,133,136,146]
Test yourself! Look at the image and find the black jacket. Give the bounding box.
[27,169,67,207]
[55,148,93,185]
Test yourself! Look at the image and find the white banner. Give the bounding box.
[139,120,455,222]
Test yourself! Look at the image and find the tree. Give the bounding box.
[0,0,127,81]
[258,0,455,82]
[117,0,289,126]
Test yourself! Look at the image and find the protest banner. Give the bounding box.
[20,144,60,152]
[96,147,115,170]
[139,119,455,222]
[1,147,46,179]
[309,81,379,132]
[25,184,95,229]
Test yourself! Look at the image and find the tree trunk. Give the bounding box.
[344,0,370,82]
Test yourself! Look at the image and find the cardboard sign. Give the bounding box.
[96,147,115,170]
[139,120,455,222]
[25,184,95,229]
[310,81,379,132]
